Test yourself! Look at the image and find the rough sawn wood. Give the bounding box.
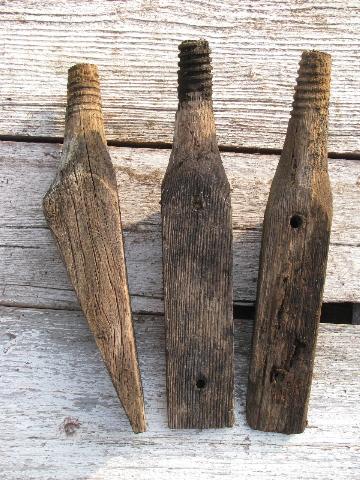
[1,306,360,480]
[247,51,333,434]
[1,141,359,312]
[42,64,146,433]
[161,41,234,428]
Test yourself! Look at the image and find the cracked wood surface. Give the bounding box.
[1,1,359,475]
[0,0,360,152]
[43,64,146,432]
[247,51,333,434]
[0,141,359,313]
[0,306,359,479]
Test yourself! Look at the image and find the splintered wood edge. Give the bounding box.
[42,76,146,432]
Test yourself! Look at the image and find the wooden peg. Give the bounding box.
[161,40,234,429]
[43,64,146,433]
[247,51,332,434]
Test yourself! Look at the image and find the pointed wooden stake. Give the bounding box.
[247,51,332,434]
[161,40,234,429]
[43,64,146,433]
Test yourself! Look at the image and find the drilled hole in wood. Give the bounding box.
[290,214,303,229]
[196,376,207,389]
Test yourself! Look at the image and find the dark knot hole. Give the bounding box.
[270,367,287,384]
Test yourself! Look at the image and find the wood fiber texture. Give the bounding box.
[161,41,234,428]
[1,307,359,480]
[42,64,146,433]
[0,1,359,477]
[1,141,360,313]
[247,51,333,434]
[1,1,360,153]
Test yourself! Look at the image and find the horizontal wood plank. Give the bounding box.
[0,1,360,152]
[0,141,359,312]
[0,305,359,479]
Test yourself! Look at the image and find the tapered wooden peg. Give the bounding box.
[161,40,234,429]
[43,64,146,433]
[247,51,332,434]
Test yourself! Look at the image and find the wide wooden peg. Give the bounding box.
[43,64,146,433]
[161,40,234,429]
[247,51,332,434]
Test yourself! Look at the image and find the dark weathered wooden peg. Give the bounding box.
[247,51,332,434]
[161,40,234,429]
[43,64,146,433]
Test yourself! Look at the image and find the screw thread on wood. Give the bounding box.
[162,40,234,429]
[291,50,331,116]
[246,50,332,434]
[67,64,103,116]
[178,40,213,102]
[44,63,146,433]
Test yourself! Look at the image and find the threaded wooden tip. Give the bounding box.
[291,50,331,117]
[178,40,213,102]
[67,64,102,115]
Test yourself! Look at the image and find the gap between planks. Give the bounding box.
[1,0,360,156]
[1,135,360,160]
[1,140,360,310]
[0,302,356,327]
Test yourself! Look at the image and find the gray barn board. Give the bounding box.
[0,1,359,478]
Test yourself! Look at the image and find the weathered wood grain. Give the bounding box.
[162,40,234,428]
[0,305,359,479]
[247,51,332,434]
[1,141,359,312]
[43,64,145,433]
[0,1,360,152]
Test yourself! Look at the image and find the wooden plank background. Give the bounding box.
[1,141,359,313]
[1,307,359,479]
[0,0,359,152]
[1,1,359,478]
